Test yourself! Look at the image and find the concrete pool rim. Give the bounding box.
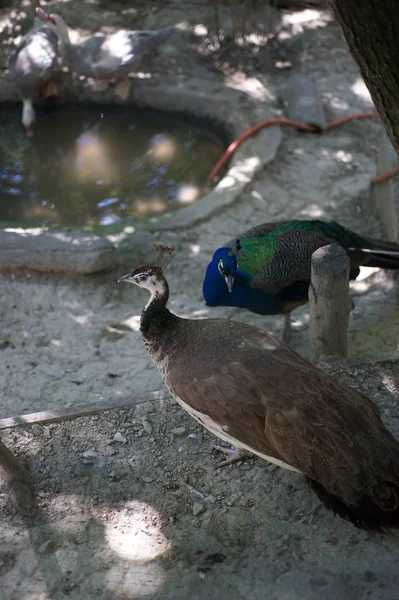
[0,76,282,273]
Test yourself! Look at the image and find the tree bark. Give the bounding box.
[329,0,399,156]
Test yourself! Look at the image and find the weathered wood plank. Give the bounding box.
[0,391,168,431]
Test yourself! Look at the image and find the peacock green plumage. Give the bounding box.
[202,219,399,341]
[226,219,399,295]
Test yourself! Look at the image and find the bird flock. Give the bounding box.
[120,224,399,533]
[7,1,174,136]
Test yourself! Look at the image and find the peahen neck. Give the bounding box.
[140,276,175,350]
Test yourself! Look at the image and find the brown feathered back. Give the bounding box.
[150,315,399,530]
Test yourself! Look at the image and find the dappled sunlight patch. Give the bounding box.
[224,75,275,102]
[299,204,326,218]
[177,184,200,205]
[104,502,169,597]
[229,157,262,178]
[216,175,236,190]
[120,315,141,331]
[5,227,43,237]
[147,134,177,163]
[351,78,373,104]
[356,266,380,282]
[135,197,169,217]
[334,150,353,164]
[193,24,208,37]
[381,373,399,395]
[70,313,91,327]
[74,130,116,184]
[324,94,350,112]
[351,269,394,293]
[105,501,170,560]
[189,244,201,255]
[281,9,331,35]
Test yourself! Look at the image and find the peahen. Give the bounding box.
[203,219,399,341]
[119,245,399,532]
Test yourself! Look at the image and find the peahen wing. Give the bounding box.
[163,317,397,508]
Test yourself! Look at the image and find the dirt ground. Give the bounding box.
[1,1,399,599]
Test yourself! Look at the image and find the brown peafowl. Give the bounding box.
[119,246,399,532]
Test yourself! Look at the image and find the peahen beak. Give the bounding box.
[225,275,234,293]
[118,273,132,283]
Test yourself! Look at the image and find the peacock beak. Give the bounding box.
[225,275,234,293]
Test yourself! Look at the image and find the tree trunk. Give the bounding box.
[329,0,399,156]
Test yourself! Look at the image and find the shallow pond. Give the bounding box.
[0,105,225,227]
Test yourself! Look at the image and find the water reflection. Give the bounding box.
[0,107,224,226]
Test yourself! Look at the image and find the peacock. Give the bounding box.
[203,219,399,341]
[119,245,399,532]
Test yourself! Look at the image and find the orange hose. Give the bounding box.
[326,111,379,129]
[370,165,399,184]
[208,111,384,182]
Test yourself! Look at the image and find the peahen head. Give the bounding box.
[118,245,175,307]
[118,265,165,294]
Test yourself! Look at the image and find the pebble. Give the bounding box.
[142,476,154,484]
[82,449,98,459]
[172,427,187,436]
[113,432,127,444]
[192,502,205,517]
[39,540,57,554]
[142,418,153,435]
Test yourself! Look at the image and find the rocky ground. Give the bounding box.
[1,1,399,599]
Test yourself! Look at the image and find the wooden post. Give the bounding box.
[369,130,399,242]
[309,244,351,364]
